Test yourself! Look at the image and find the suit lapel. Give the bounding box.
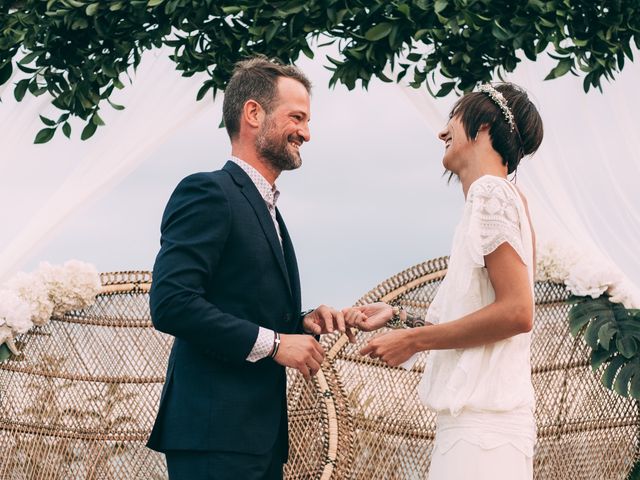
[277,209,301,312]
[223,162,293,297]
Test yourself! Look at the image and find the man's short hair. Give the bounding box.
[222,56,312,140]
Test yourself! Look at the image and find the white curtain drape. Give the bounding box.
[0,48,214,280]
[398,51,640,292]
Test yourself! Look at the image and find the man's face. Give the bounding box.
[256,77,311,171]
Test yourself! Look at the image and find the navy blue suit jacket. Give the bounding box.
[147,161,303,458]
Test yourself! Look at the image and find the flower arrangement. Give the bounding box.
[0,260,101,361]
[536,239,640,399]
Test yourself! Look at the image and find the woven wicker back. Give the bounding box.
[0,265,637,479]
[0,272,169,480]
[321,257,640,480]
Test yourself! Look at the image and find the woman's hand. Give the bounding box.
[359,329,417,367]
[347,302,393,332]
[339,307,365,343]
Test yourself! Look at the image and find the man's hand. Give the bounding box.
[273,334,325,380]
[303,304,356,342]
[350,302,393,332]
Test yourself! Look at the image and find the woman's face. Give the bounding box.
[437,115,473,174]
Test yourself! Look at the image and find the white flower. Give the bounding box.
[565,261,621,299]
[37,260,101,316]
[4,271,54,326]
[607,281,640,310]
[0,288,34,334]
[535,239,579,284]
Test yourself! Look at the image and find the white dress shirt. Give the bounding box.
[230,157,281,362]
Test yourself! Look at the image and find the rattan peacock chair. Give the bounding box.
[0,262,637,479]
[321,257,640,480]
[0,271,346,480]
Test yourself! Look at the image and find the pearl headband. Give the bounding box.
[477,84,515,132]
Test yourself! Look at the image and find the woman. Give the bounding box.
[354,83,544,479]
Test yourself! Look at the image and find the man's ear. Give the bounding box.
[242,99,264,130]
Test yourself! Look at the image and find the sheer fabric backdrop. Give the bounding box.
[0,49,213,279]
[398,50,640,296]
[1,47,638,302]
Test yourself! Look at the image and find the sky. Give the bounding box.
[0,52,462,310]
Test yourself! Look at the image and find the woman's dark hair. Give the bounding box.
[450,83,544,174]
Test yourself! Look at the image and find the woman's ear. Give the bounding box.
[474,123,491,141]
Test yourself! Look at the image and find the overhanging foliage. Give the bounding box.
[1,0,639,142]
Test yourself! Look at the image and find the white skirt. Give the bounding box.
[428,409,535,480]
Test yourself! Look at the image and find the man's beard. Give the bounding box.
[256,118,302,171]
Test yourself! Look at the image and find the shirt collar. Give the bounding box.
[230,156,280,207]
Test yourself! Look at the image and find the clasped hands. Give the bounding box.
[275,302,420,380]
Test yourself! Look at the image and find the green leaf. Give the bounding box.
[597,323,617,350]
[265,21,280,43]
[413,29,429,41]
[81,121,97,140]
[19,51,41,65]
[0,344,12,362]
[591,347,613,371]
[584,316,612,349]
[62,122,72,138]
[196,82,211,101]
[85,3,99,15]
[221,6,242,14]
[630,367,640,398]
[435,81,456,97]
[147,0,164,6]
[14,79,30,102]
[65,0,87,7]
[34,127,56,144]
[613,361,638,396]
[397,3,411,18]
[602,355,626,390]
[107,98,125,110]
[39,115,57,127]
[569,301,611,336]
[616,336,638,359]
[91,112,105,126]
[376,71,393,83]
[545,59,572,80]
[365,23,393,42]
[491,20,512,42]
[434,0,448,14]
[71,17,89,29]
[0,62,13,86]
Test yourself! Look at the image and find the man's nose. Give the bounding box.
[299,123,311,143]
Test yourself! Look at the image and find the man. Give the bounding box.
[147,57,352,479]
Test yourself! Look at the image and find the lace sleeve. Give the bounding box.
[465,177,527,268]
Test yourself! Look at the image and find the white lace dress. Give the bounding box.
[418,175,536,480]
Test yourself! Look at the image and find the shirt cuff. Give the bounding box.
[246,326,275,362]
